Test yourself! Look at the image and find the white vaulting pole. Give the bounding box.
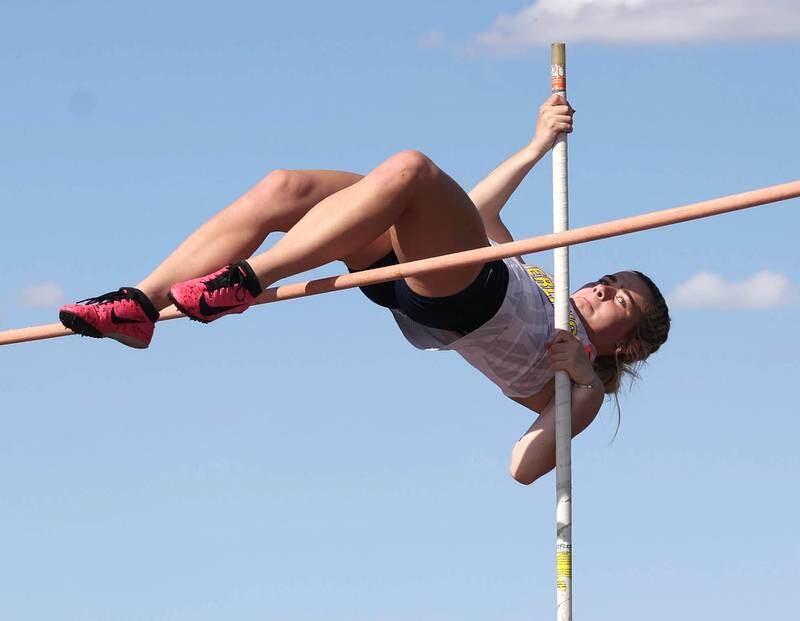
[551,42,573,621]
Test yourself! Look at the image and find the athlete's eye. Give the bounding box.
[616,295,627,307]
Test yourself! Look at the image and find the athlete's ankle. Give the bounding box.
[240,259,267,291]
[126,287,161,322]
[139,290,170,311]
[129,287,163,315]
[245,257,284,291]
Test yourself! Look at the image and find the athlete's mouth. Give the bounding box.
[574,296,593,313]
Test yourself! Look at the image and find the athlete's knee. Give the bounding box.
[257,169,313,202]
[379,150,440,188]
[245,169,315,231]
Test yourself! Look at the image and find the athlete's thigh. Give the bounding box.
[390,162,489,297]
[277,169,394,269]
[289,169,365,212]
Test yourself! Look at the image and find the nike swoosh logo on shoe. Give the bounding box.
[199,295,242,316]
[111,309,145,325]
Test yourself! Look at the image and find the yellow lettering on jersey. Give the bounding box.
[525,266,579,337]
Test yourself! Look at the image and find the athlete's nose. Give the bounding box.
[593,284,612,300]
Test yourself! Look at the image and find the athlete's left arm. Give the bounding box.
[508,381,603,485]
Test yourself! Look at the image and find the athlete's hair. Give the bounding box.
[593,270,671,395]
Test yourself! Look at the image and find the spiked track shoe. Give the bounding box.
[167,261,263,324]
[59,287,160,349]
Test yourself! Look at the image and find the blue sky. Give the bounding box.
[1,1,799,620]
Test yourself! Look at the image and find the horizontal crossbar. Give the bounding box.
[2,180,798,347]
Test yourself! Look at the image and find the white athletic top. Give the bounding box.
[390,256,596,399]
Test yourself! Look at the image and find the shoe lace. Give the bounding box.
[77,289,131,305]
[206,265,248,302]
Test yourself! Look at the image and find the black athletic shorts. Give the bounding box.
[348,251,509,336]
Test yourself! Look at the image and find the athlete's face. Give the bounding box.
[571,271,652,356]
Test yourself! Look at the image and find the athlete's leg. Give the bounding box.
[247,150,489,298]
[136,169,391,309]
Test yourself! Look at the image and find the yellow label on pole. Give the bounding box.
[556,545,572,592]
[557,551,572,576]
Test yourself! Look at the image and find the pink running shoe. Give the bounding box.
[59,287,160,349]
[168,261,263,323]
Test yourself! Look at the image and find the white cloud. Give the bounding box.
[669,271,800,310]
[19,283,65,309]
[472,1,800,53]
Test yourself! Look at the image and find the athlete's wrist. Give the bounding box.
[572,374,601,391]
[525,139,550,160]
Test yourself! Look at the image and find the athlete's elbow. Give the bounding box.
[509,460,544,486]
[510,467,535,485]
[509,447,555,485]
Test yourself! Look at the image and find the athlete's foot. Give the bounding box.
[167,261,263,323]
[59,287,160,349]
